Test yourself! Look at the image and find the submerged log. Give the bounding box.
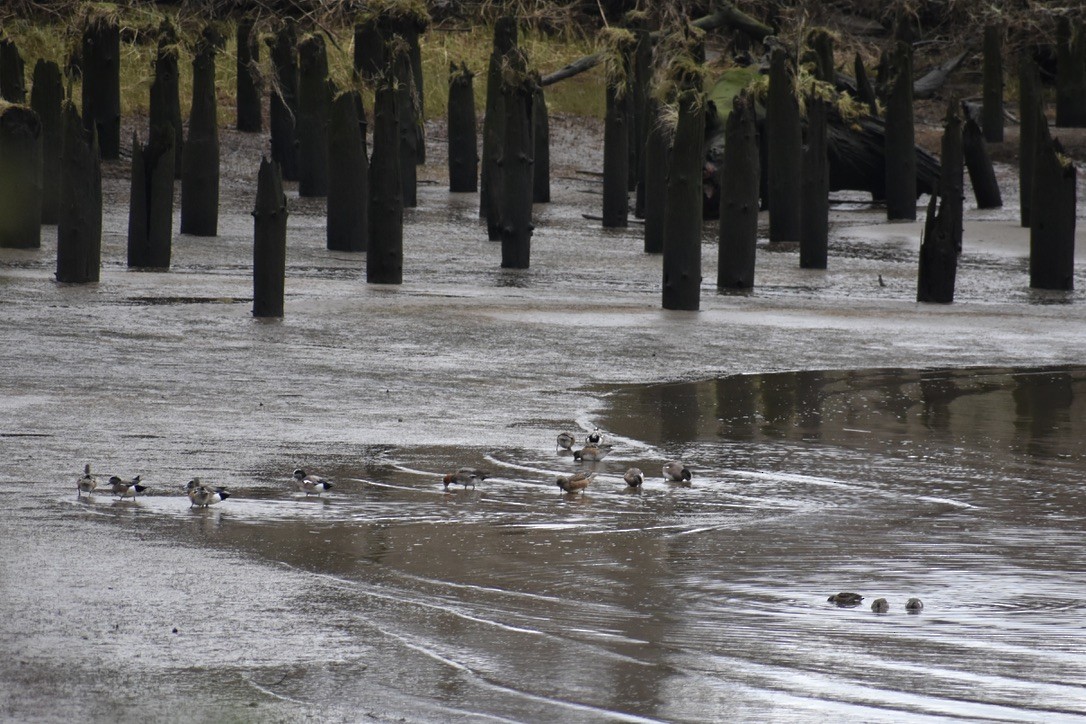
[327,91,368,253]
[297,34,330,198]
[0,38,26,103]
[662,73,705,311]
[0,103,42,248]
[1029,114,1077,290]
[81,10,120,160]
[149,20,183,178]
[127,127,175,269]
[885,41,917,220]
[767,45,801,241]
[717,92,760,289]
[481,16,517,239]
[917,102,962,303]
[800,97,829,269]
[368,79,403,284]
[236,18,263,133]
[56,102,101,283]
[252,158,287,318]
[447,62,478,193]
[961,103,1002,209]
[982,23,1003,143]
[1018,53,1041,227]
[269,20,299,182]
[180,32,220,236]
[29,59,63,225]
[499,57,535,269]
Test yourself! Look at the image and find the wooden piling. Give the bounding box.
[800,96,829,269]
[180,30,220,237]
[662,71,705,311]
[532,79,550,203]
[642,97,669,254]
[1055,17,1086,128]
[982,23,1003,143]
[717,92,760,290]
[236,18,262,133]
[631,27,652,216]
[602,34,632,228]
[1029,113,1077,290]
[499,53,535,269]
[81,9,121,160]
[327,90,369,253]
[917,102,962,303]
[767,45,802,241]
[447,62,478,193]
[0,38,26,103]
[56,102,101,283]
[1017,53,1041,227]
[392,40,419,208]
[297,33,331,198]
[269,19,299,182]
[368,79,403,284]
[29,59,63,225]
[480,16,517,240]
[884,40,917,220]
[149,19,182,178]
[253,157,287,318]
[353,16,384,83]
[962,103,1002,209]
[806,28,835,84]
[0,103,42,249]
[854,53,878,116]
[127,126,175,269]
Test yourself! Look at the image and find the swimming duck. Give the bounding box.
[871,598,889,613]
[905,597,924,613]
[586,428,603,446]
[623,467,644,487]
[827,592,864,607]
[572,444,611,462]
[443,468,487,489]
[186,478,231,507]
[77,464,97,497]
[556,471,596,494]
[556,432,576,451]
[108,475,147,499]
[292,469,334,496]
[662,461,692,482]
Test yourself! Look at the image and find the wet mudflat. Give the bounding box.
[3,117,1086,722]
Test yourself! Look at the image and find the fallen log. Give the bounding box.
[913,49,970,100]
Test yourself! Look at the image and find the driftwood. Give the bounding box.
[961,103,1002,210]
[913,49,970,100]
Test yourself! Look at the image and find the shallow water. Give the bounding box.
[3,118,1086,721]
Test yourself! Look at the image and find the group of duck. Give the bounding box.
[74,465,333,507]
[442,429,694,496]
[828,591,925,614]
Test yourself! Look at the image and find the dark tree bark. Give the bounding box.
[532,80,550,203]
[1055,17,1086,128]
[269,19,299,181]
[767,45,802,241]
[81,10,121,160]
[236,18,263,133]
[448,62,478,193]
[0,104,42,248]
[1030,114,1077,290]
[368,81,403,284]
[853,53,878,116]
[961,103,1002,209]
[0,37,26,103]
[643,97,669,254]
[253,157,287,318]
[56,102,101,283]
[662,77,705,311]
[1018,53,1041,227]
[180,33,219,236]
[127,126,175,269]
[327,90,369,252]
[718,92,760,289]
[480,16,517,239]
[393,42,419,208]
[499,59,535,269]
[982,23,1003,143]
[885,41,917,220]
[800,97,829,269]
[917,102,962,303]
[30,59,63,225]
[149,19,183,178]
[602,59,630,228]
[297,34,330,198]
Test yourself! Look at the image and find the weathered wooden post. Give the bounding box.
[884,40,917,220]
[327,90,369,253]
[806,28,835,83]
[0,103,42,248]
[1055,16,1086,128]
[1018,52,1041,227]
[81,8,120,160]
[662,63,705,311]
[631,26,652,216]
[56,102,101,283]
[1030,113,1077,290]
[853,53,878,116]
[767,44,801,241]
[392,39,419,208]
[0,38,26,103]
[982,23,1003,142]
[236,18,262,133]
[180,29,220,236]
[354,14,383,82]
[269,19,299,181]
[368,76,403,284]
[29,60,63,225]
[642,96,670,254]
[149,19,182,177]
[499,51,535,269]
[800,96,829,269]
[717,91,760,290]
[400,8,429,164]
[481,16,517,240]
[917,101,962,303]
[448,62,478,192]
[602,30,634,228]
[532,77,550,203]
[127,127,175,269]
[253,158,287,318]
[297,33,331,198]
[961,103,1002,209]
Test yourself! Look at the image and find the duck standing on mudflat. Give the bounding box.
[443,468,487,489]
[556,432,576,451]
[293,469,334,496]
[662,461,692,482]
[108,475,148,499]
[623,468,644,487]
[186,478,231,508]
[556,471,596,494]
[573,444,612,462]
[77,464,97,497]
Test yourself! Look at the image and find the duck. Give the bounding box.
[662,461,692,482]
[623,467,644,487]
[556,432,576,451]
[827,591,864,607]
[586,428,603,446]
[870,598,889,613]
[77,464,97,497]
[572,444,611,462]
[108,475,147,499]
[186,478,231,507]
[443,467,487,489]
[556,471,596,494]
[905,597,924,613]
[292,469,334,496]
